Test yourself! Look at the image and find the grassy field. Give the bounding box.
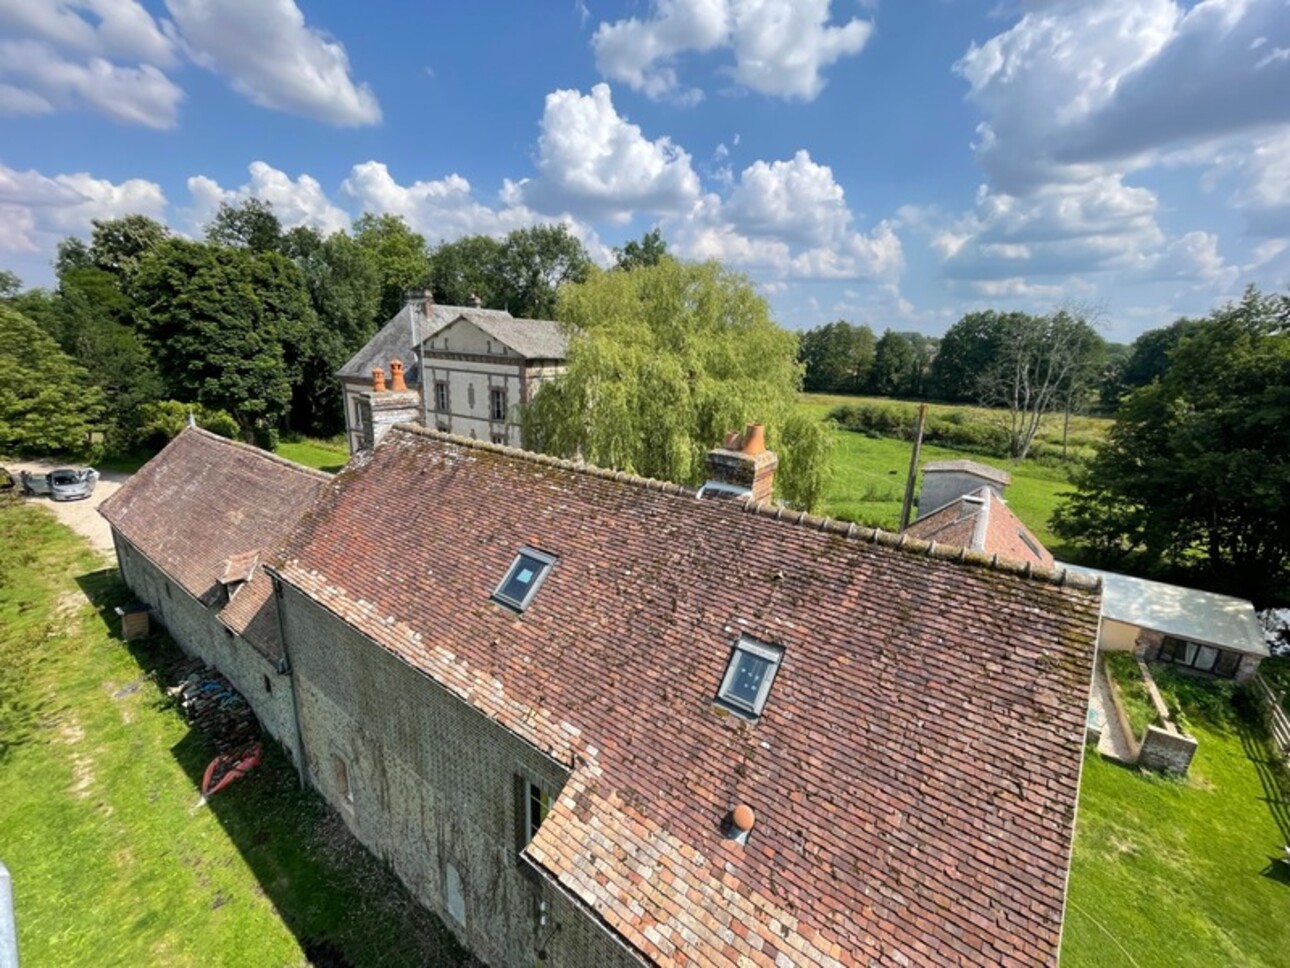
[1062,683,1290,967]
[798,393,1107,557]
[0,502,472,967]
[275,436,349,474]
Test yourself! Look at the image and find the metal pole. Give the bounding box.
[0,860,19,968]
[899,403,928,532]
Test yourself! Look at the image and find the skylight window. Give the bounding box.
[492,548,555,612]
[716,636,784,719]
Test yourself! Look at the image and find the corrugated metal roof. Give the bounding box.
[1063,564,1268,655]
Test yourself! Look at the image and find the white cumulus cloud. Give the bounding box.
[165,0,381,126]
[186,161,351,236]
[514,83,701,222]
[0,162,166,252]
[671,149,902,280]
[593,0,871,101]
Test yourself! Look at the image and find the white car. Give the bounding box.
[48,468,99,501]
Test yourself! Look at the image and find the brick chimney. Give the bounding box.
[405,288,434,318]
[389,359,407,392]
[700,423,778,504]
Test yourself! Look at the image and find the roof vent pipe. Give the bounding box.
[725,803,755,845]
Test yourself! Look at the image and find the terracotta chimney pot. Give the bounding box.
[740,423,765,457]
[389,360,407,392]
[723,431,741,450]
[732,804,755,832]
[372,367,387,393]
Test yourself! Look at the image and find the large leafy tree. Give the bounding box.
[1054,287,1290,601]
[205,198,284,253]
[613,228,668,271]
[0,305,103,455]
[498,224,592,318]
[798,320,876,393]
[428,235,507,307]
[929,311,1016,402]
[976,309,1104,459]
[524,258,832,509]
[131,240,306,439]
[282,227,381,434]
[88,215,170,280]
[354,213,432,322]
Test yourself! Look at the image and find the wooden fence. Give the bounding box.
[1252,674,1290,759]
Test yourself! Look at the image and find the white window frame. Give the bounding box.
[434,381,449,412]
[492,547,556,612]
[716,636,784,719]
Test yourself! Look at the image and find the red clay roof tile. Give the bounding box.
[275,427,1099,967]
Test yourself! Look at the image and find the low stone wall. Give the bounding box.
[1138,725,1198,775]
[1100,654,1142,763]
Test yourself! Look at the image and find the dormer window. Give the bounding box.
[493,548,555,612]
[716,636,783,719]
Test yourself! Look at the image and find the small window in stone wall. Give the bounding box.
[445,862,466,927]
[434,381,449,412]
[332,754,353,805]
[490,387,507,422]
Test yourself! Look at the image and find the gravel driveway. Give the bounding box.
[4,459,129,558]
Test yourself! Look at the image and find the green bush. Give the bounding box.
[1103,652,1158,737]
[828,402,1011,458]
[129,400,240,452]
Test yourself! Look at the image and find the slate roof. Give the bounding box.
[274,426,1101,968]
[335,302,515,383]
[905,488,1054,569]
[431,314,568,360]
[98,429,330,661]
[921,460,1012,488]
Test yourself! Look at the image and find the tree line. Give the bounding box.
[1,202,597,450]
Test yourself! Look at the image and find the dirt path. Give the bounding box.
[4,459,128,558]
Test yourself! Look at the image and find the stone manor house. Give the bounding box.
[336,290,568,454]
[101,425,1104,967]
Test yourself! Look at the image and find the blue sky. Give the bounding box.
[1,1,1288,342]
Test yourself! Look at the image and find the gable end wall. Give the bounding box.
[276,580,636,968]
[110,529,299,763]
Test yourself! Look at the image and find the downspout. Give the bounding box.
[268,569,310,791]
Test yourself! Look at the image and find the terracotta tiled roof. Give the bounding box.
[905,489,1055,569]
[275,426,1100,967]
[99,428,330,658]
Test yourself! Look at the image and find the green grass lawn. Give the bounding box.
[1104,652,1159,738]
[799,392,1094,558]
[276,436,349,474]
[0,502,471,967]
[1062,686,1290,967]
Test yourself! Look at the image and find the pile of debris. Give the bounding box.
[167,658,260,752]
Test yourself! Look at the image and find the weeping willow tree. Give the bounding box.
[523,258,832,510]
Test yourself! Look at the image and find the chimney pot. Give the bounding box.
[371,367,387,393]
[389,359,407,393]
[723,431,741,450]
[468,292,483,308]
[731,804,755,833]
[740,423,766,456]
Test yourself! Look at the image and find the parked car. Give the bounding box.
[19,470,51,497]
[21,468,99,501]
[49,468,99,501]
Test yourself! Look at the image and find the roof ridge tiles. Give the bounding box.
[386,424,1102,594]
[183,427,334,482]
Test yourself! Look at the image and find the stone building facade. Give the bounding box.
[104,425,1105,968]
[338,291,566,453]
